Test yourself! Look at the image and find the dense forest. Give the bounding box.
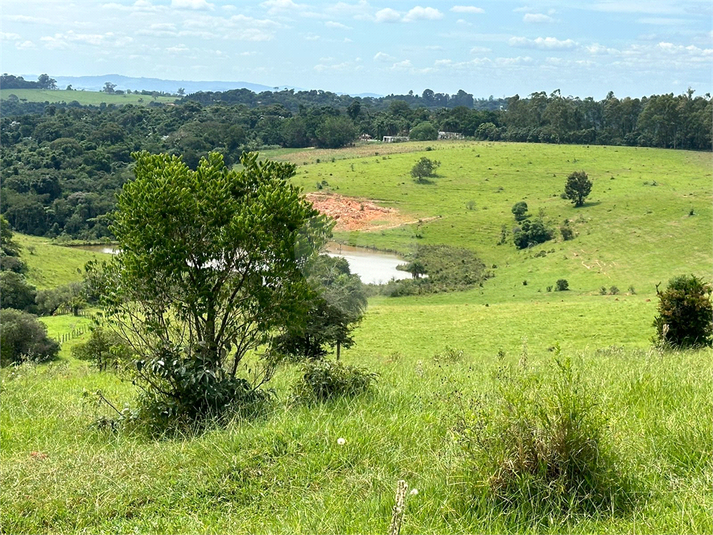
[1,74,711,240]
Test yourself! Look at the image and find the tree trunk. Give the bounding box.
[336,341,341,361]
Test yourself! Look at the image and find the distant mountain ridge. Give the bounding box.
[41,74,282,94]
[20,74,381,97]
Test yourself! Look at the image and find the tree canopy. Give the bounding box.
[274,255,368,361]
[94,151,331,423]
[564,171,593,207]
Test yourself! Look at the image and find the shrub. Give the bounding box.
[71,326,132,371]
[411,157,440,183]
[609,286,619,295]
[292,359,378,403]
[456,354,633,516]
[560,224,575,241]
[555,279,569,291]
[511,201,529,221]
[513,219,554,249]
[653,275,712,348]
[0,308,59,366]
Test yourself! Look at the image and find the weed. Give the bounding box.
[456,352,636,517]
[292,359,378,404]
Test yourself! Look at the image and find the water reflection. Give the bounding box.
[72,243,411,285]
[325,243,410,285]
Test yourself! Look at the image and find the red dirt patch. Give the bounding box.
[306,193,408,231]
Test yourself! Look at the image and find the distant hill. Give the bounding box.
[44,74,283,95]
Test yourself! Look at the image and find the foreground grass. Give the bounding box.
[2,303,712,534]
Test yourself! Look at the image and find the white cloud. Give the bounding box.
[637,17,690,25]
[523,13,554,23]
[167,44,190,53]
[325,21,352,29]
[375,8,401,23]
[450,6,485,14]
[587,1,682,14]
[304,33,320,40]
[391,59,413,69]
[261,0,304,14]
[469,46,491,53]
[403,6,443,22]
[314,61,356,72]
[374,51,395,61]
[495,56,534,66]
[171,0,214,10]
[5,15,52,24]
[16,40,37,50]
[456,19,472,26]
[41,30,131,49]
[327,1,371,19]
[102,1,160,12]
[0,32,21,40]
[509,36,578,50]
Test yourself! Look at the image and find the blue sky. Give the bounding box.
[2,0,711,98]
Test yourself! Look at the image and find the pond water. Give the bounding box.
[72,243,411,285]
[324,243,411,285]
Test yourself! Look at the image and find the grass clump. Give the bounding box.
[457,352,635,518]
[292,359,378,404]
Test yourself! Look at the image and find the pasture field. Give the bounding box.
[1,141,711,534]
[14,234,104,289]
[0,88,177,106]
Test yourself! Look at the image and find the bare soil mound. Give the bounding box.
[306,193,408,231]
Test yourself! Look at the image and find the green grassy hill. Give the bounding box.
[2,142,711,534]
[1,88,177,106]
[289,142,711,298]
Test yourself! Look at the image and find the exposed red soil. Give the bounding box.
[306,193,407,231]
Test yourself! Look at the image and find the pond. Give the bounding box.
[72,243,411,285]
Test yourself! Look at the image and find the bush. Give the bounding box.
[456,354,633,516]
[292,360,378,403]
[511,201,529,221]
[653,274,712,348]
[560,224,575,241]
[71,326,132,371]
[555,279,569,291]
[0,308,59,366]
[411,156,440,183]
[513,219,554,249]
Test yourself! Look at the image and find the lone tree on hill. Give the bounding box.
[564,171,592,207]
[411,156,440,183]
[91,151,331,424]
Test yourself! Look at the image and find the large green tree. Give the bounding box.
[95,151,331,422]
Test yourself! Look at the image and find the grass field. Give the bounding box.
[1,141,711,534]
[0,88,177,106]
[13,234,105,290]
